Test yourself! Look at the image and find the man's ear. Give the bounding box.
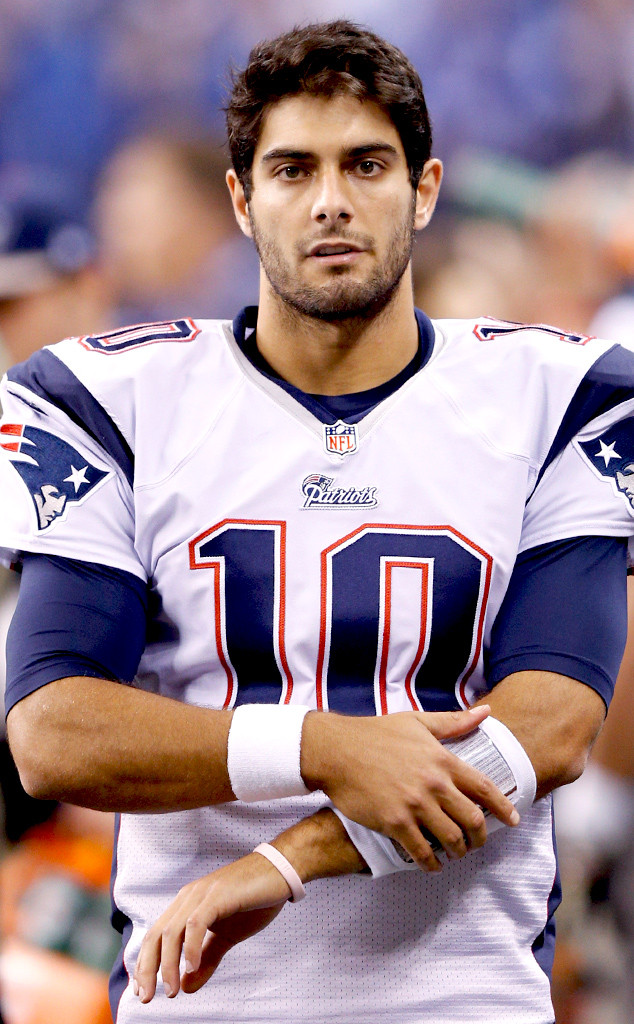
[226,169,252,238]
[413,158,443,231]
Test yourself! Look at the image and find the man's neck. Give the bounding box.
[253,275,420,396]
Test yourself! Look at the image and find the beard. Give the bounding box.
[249,200,416,324]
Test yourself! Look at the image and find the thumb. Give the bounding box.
[415,704,490,740]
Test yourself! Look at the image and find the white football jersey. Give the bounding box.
[3,311,634,1024]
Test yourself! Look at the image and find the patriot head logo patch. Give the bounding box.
[577,418,634,515]
[1,423,109,530]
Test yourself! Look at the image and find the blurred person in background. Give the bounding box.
[0,197,117,1024]
[93,129,259,325]
[417,150,627,332]
[547,159,634,1024]
[0,196,112,847]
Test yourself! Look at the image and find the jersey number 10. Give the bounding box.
[190,520,492,716]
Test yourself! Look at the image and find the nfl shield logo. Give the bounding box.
[324,420,358,457]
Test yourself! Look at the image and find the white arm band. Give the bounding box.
[253,843,306,902]
[332,716,536,878]
[227,704,312,802]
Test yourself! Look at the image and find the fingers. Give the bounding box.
[385,785,484,867]
[416,704,490,741]
[377,743,520,867]
[423,784,488,853]
[389,821,443,871]
[456,760,519,828]
[181,932,231,994]
[181,905,286,993]
[134,893,193,1002]
[416,708,521,830]
[134,914,171,1003]
[133,880,220,1003]
[133,855,291,1002]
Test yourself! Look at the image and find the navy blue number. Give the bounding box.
[317,527,490,715]
[189,520,292,707]
[474,319,590,345]
[79,318,200,354]
[191,523,490,712]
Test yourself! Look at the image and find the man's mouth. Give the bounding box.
[307,240,366,264]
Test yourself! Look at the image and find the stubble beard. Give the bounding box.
[249,200,416,324]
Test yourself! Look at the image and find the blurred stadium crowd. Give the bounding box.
[2,2,634,1022]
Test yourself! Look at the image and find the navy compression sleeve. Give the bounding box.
[5,553,148,716]
[486,535,628,707]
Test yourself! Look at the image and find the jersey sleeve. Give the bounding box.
[5,553,148,715]
[521,344,634,558]
[0,348,145,581]
[486,535,627,708]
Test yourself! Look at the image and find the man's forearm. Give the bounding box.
[273,807,367,881]
[474,670,606,799]
[7,675,236,811]
[8,676,517,867]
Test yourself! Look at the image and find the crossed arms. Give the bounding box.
[7,665,606,1002]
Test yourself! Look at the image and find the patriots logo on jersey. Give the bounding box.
[577,418,634,515]
[1,423,109,530]
[301,473,378,509]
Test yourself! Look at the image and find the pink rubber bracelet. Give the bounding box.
[253,843,306,902]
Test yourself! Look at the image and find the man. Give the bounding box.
[1,21,633,1024]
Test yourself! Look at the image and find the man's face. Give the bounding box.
[234,93,431,322]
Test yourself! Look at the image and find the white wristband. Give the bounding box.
[227,704,312,802]
[331,716,536,878]
[476,715,536,819]
[331,805,418,877]
[253,843,306,902]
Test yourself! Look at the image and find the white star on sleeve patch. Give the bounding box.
[596,439,621,466]
[64,464,90,492]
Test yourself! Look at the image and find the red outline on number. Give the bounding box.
[473,316,593,346]
[189,518,294,708]
[378,560,431,714]
[316,524,492,711]
[78,317,201,354]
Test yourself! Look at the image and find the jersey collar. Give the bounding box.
[231,305,436,425]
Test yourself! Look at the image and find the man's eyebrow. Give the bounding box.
[260,148,313,163]
[346,143,399,159]
[259,143,400,163]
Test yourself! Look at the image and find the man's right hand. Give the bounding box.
[300,705,519,871]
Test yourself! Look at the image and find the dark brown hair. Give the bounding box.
[226,20,432,199]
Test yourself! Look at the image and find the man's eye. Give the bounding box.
[357,160,381,176]
[279,166,305,180]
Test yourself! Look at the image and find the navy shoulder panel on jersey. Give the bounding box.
[532,344,634,494]
[5,553,148,716]
[486,534,628,706]
[7,348,134,486]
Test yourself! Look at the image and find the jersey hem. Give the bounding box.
[519,522,633,553]
[0,538,148,582]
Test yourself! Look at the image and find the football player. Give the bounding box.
[2,20,634,1024]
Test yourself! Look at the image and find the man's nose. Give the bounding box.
[310,168,353,225]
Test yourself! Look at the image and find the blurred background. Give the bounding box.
[2,1,634,1021]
